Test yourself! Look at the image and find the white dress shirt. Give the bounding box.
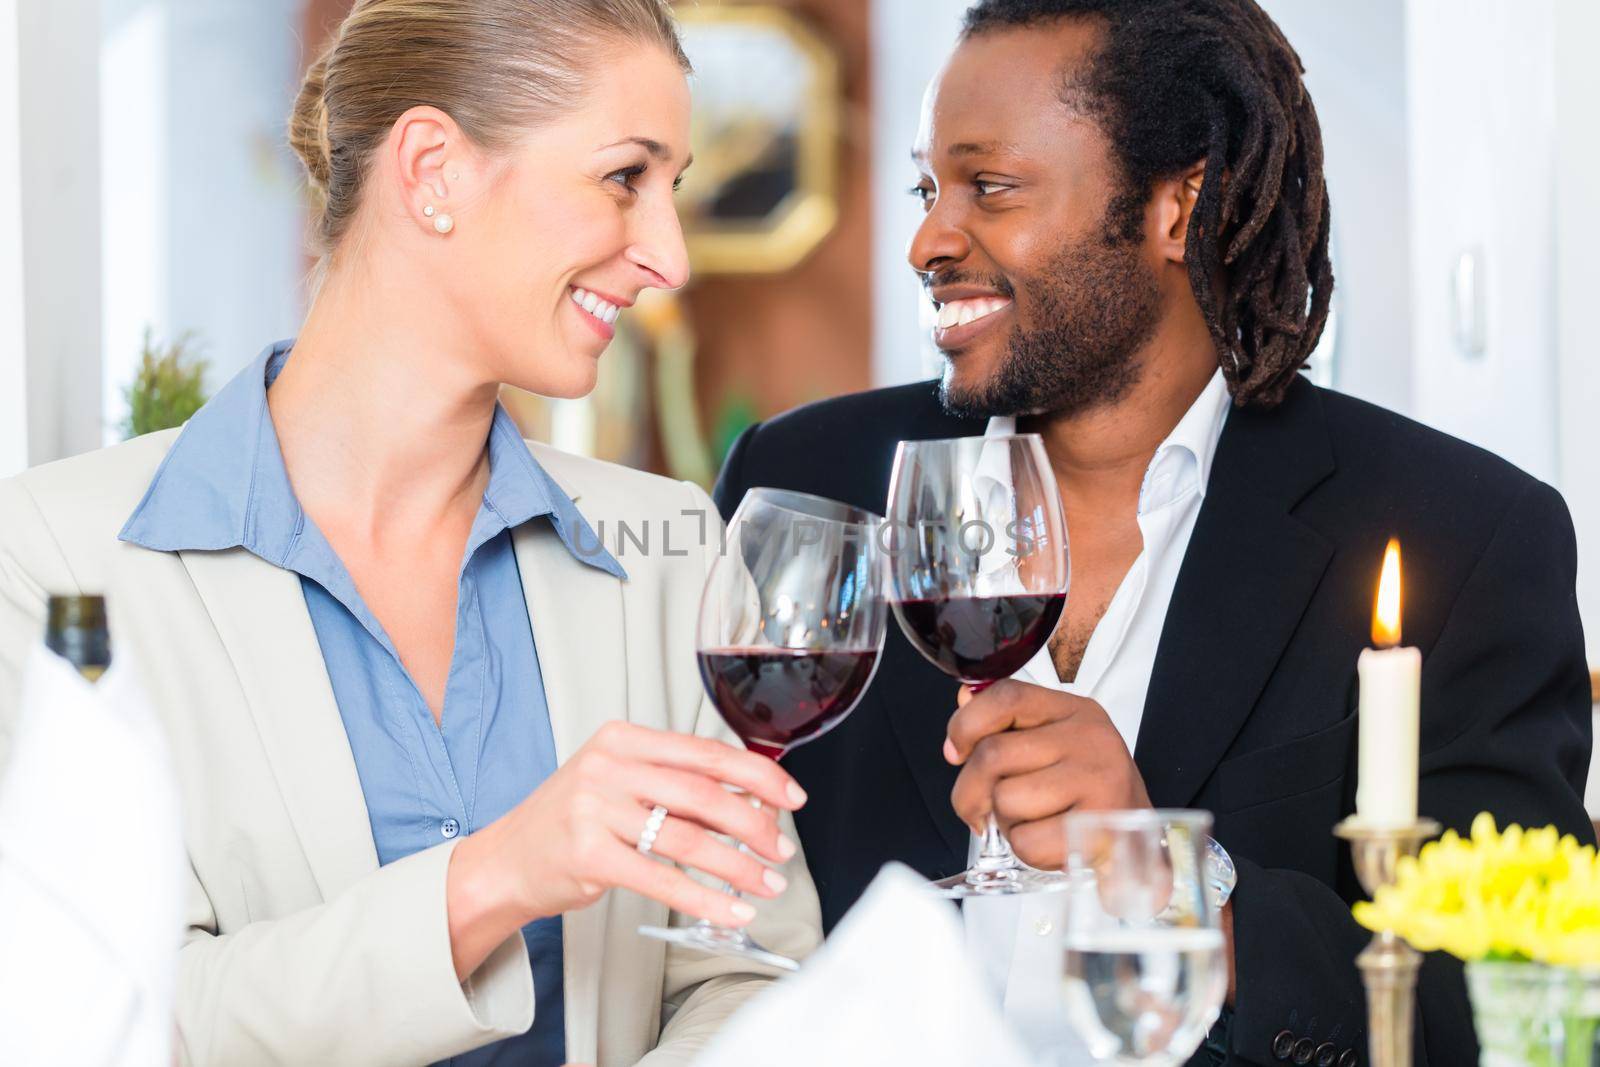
[963,369,1231,1061]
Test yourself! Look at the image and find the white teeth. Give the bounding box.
[571,286,624,326]
[936,296,1011,331]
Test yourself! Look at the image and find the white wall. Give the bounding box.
[1554,0,1600,661]
[3,0,306,471]
[0,1,28,478]
[1404,0,1559,485]
[100,0,305,437]
[1259,0,1412,411]
[100,0,168,439]
[159,0,304,390]
[16,0,102,467]
[869,0,968,388]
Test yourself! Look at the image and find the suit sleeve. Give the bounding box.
[642,479,824,1065]
[174,845,534,1066]
[1227,479,1593,1066]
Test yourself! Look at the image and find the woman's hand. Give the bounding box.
[445,721,806,979]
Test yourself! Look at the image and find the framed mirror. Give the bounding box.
[675,5,843,274]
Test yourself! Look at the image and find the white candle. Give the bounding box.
[1355,539,1421,827]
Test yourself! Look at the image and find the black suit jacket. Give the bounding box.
[713,375,1593,1067]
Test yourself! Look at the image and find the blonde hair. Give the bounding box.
[287,0,689,255]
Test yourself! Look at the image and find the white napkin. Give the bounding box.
[0,644,185,1067]
[695,863,1046,1067]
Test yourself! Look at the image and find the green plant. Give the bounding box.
[711,390,760,470]
[121,330,209,439]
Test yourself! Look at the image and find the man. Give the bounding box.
[713,1,1593,1064]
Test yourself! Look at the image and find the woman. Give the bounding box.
[0,1,820,1064]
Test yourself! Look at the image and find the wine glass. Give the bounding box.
[1059,810,1228,1066]
[638,487,888,970]
[885,433,1069,896]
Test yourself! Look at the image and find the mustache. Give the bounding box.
[921,269,1016,300]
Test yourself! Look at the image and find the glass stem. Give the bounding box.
[695,788,759,937]
[961,682,1025,877]
[975,813,1022,872]
[693,878,749,937]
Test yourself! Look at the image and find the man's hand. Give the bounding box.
[944,679,1151,869]
[1221,898,1236,1006]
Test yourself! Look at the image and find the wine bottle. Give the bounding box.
[45,594,111,682]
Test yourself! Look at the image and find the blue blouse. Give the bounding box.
[121,341,626,1066]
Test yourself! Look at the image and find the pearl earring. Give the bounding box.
[423,205,435,217]
[433,212,455,234]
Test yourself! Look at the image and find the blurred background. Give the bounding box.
[0,0,1595,683]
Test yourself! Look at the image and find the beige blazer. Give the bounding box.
[0,429,821,1067]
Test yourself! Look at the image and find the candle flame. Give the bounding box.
[1372,538,1403,648]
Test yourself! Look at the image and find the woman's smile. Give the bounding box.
[569,284,629,341]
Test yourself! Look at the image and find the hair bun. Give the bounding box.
[289,54,334,192]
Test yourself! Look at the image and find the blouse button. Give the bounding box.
[441,818,460,839]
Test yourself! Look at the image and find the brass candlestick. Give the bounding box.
[1333,817,1441,1067]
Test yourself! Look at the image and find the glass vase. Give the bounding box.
[1467,960,1600,1067]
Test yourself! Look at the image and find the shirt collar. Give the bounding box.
[1155,367,1230,500]
[119,339,625,580]
[982,368,1231,513]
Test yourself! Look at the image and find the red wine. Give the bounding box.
[698,648,879,759]
[892,593,1066,682]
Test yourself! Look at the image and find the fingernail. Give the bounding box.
[730,900,757,923]
[943,738,959,764]
[763,868,788,894]
[786,781,808,807]
[777,833,797,861]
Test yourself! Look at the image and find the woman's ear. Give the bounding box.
[1153,161,1207,265]
[390,105,460,235]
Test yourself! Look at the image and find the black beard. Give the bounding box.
[938,227,1162,421]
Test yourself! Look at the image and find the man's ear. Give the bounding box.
[1153,161,1207,265]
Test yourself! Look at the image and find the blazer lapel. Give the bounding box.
[180,548,379,899]
[1135,381,1337,808]
[512,514,626,1065]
